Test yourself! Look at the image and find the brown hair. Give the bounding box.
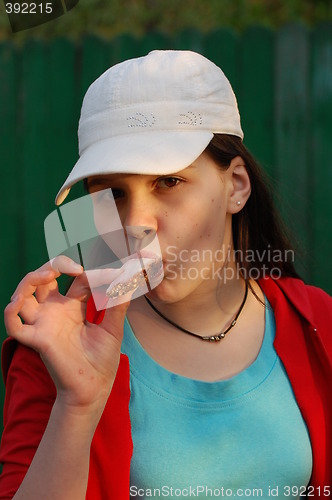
[205,134,301,282]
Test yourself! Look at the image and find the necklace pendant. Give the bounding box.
[202,332,226,342]
[209,335,221,342]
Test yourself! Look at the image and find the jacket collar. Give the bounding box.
[259,276,315,327]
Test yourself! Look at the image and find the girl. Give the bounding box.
[0,50,331,499]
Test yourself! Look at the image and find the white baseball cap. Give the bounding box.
[55,50,243,205]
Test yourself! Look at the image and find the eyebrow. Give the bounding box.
[87,177,118,188]
[86,174,130,189]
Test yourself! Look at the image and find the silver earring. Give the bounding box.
[236,201,241,206]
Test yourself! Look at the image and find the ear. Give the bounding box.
[226,156,251,214]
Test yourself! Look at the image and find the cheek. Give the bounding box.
[188,198,226,241]
[162,197,227,253]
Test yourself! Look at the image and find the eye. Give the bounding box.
[156,177,182,189]
[110,188,124,200]
[94,188,124,204]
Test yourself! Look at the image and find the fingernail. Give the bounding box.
[71,262,83,272]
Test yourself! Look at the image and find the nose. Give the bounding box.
[125,226,156,253]
[122,196,158,254]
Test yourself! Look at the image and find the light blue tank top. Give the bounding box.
[122,298,312,499]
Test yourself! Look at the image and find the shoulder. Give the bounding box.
[304,282,332,311]
[259,277,332,367]
[301,283,332,338]
[259,275,332,325]
[279,277,332,316]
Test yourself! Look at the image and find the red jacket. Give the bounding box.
[0,277,331,499]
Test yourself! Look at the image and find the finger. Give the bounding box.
[66,272,92,302]
[4,298,38,349]
[11,258,83,301]
[50,255,83,276]
[22,255,83,277]
[11,270,56,302]
[4,295,26,337]
[35,278,59,303]
[84,268,124,289]
[18,295,40,324]
[99,290,135,342]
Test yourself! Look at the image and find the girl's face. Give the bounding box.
[87,153,242,305]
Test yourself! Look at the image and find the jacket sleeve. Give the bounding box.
[0,295,132,500]
[0,339,56,500]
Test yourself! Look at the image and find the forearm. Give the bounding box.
[13,398,104,500]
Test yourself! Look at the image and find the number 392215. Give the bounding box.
[5,3,53,14]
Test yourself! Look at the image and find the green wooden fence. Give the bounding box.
[0,24,332,430]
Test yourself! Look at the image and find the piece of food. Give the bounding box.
[106,257,162,299]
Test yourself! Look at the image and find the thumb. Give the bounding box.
[99,290,135,342]
[66,272,92,302]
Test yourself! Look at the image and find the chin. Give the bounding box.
[146,277,195,305]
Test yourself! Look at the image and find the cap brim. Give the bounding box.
[55,130,213,205]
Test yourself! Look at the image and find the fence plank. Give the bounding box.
[138,32,172,56]
[275,23,311,281]
[46,37,82,294]
[79,35,112,103]
[173,28,205,54]
[0,41,20,433]
[204,28,240,97]
[311,22,332,292]
[110,33,143,66]
[0,42,21,315]
[240,26,275,178]
[20,40,51,272]
[46,38,79,205]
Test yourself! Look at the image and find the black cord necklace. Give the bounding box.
[144,281,249,342]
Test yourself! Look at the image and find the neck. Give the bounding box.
[142,270,248,338]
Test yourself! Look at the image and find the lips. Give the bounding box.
[106,254,164,299]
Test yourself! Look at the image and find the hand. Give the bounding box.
[4,256,132,412]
